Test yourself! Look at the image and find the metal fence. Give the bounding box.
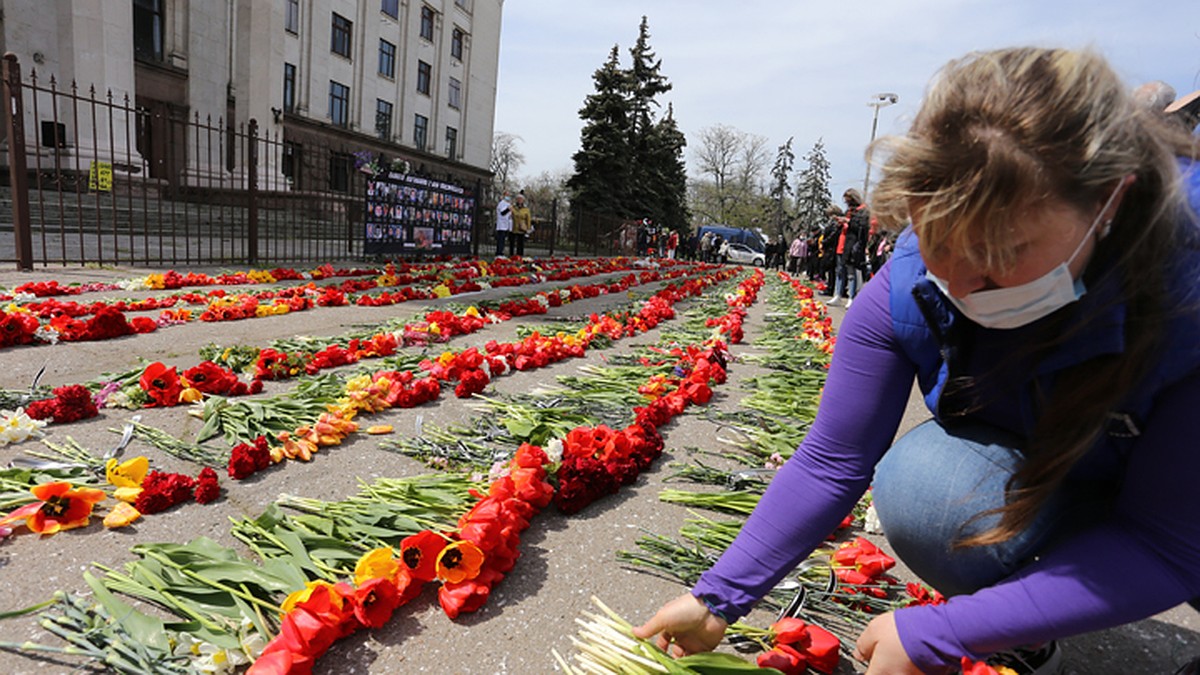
[0,54,641,270]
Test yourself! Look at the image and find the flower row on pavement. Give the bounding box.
[1,262,710,438]
[243,267,743,476]
[0,257,684,350]
[0,256,633,301]
[0,266,739,543]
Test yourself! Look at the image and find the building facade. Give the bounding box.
[0,0,502,190]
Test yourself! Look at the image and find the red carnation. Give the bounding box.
[135,470,196,514]
[194,467,220,504]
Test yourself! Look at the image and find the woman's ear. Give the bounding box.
[1103,175,1137,221]
[1097,175,1137,238]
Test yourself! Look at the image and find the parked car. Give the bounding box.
[725,242,765,266]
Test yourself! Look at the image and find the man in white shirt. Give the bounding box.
[494,193,513,257]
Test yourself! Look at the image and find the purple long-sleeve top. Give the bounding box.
[692,261,1200,672]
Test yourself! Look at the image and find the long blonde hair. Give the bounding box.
[871,47,1198,547]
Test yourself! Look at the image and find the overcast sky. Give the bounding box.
[492,1,1200,211]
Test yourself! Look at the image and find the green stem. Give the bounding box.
[140,550,283,614]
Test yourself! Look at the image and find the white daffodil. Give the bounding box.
[236,618,267,660]
[171,633,242,675]
[0,408,47,446]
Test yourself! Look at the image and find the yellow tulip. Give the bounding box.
[105,456,149,488]
[354,547,400,586]
[113,486,144,503]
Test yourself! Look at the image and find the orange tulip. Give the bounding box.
[435,540,485,584]
[0,481,106,535]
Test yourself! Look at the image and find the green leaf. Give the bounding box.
[194,409,224,444]
[83,571,170,650]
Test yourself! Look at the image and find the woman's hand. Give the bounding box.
[632,593,728,657]
[854,612,923,674]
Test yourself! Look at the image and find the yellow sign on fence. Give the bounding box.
[88,161,113,192]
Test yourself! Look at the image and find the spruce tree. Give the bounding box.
[645,104,690,231]
[567,46,633,216]
[768,137,795,241]
[626,16,673,222]
[794,139,833,237]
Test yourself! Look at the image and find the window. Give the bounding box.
[329,153,351,192]
[416,61,432,95]
[448,77,461,109]
[375,100,393,139]
[331,13,352,58]
[133,0,164,62]
[285,0,300,33]
[329,81,350,128]
[381,0,399,19]
[444,126,458,159]
[414,114,428,151]
[283,63,296,113]
[378,39,396,78]
[420,6,435,41]
[282,142,300,183]
[451,28,464,60]
[455,0,472,12]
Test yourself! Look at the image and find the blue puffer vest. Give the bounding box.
[889,172,1200,479]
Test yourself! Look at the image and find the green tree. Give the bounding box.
[626,16,674,221]
[794,139,833,238]
[768,137,795,242]
[643,104,690,231]
[567,18,687,234]
[567,45,633,216]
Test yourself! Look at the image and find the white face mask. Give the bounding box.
[925,187,1119,330]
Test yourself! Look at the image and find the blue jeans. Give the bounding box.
[872,421,1089,596]
[834,256,859,299]
[495,230,508,257]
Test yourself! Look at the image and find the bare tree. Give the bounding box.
[522,169,572,236]
[491,132,525,194]
[690,124,771,227]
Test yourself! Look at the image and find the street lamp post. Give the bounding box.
[862,93,899,197]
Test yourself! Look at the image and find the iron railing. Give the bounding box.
[1,54,637,270]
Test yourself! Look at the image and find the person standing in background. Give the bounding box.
[788,233,806,275]
[699,231,714,262]
[511,192,532,257]
[494,192,513,257]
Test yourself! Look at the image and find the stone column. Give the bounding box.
[9,1,145,173]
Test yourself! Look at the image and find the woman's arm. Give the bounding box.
[691,265,919,619]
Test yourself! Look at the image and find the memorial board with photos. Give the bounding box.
[364,172,475,255]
